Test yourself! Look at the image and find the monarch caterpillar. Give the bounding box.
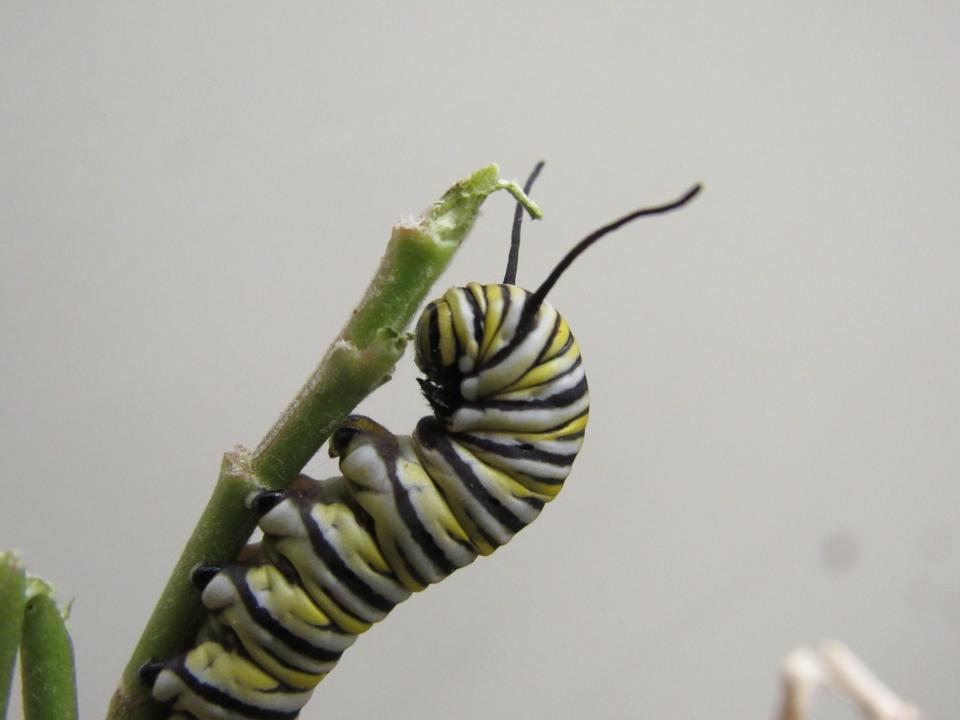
[141,165,700,720]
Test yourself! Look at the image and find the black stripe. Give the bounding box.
[414,428,499,549]
[501,355,583,396]
[393,541,428,589]
[387,460,458,579]
[552,328,575,359]
[509,472,566,487]
[484,284,512,357]
[173,656,302,720]
[416,418,527,536]
[417,305,434,369]
[463,286,484,349]
[464,376,588,412]
[489,430,584,445]
[448,300,462,360]
[530,408,590,436]
[447,529,477,556]
[427,305,443,370]
[450,432,578,467]
[533,311,563,366]
[231,567,346,664]
[299,505,397,616]
[519,495,546,510]
[485,288,537,369]
[461,455,570,488]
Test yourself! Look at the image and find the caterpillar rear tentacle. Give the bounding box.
[144,165,701,720]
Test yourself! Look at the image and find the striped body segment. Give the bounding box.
[148,283,588,719]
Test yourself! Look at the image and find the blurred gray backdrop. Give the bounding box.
[2,2,957,718]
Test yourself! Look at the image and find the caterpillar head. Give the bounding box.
[414,163,701,426]
[414,283,565,422]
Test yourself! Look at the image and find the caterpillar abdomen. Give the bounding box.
[148,283,588,719]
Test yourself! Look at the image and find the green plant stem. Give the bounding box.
[251,164,541,486]
[106,164,541,720]
[20,579,78,720]
[0,552,26,720]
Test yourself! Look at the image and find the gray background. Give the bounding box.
[2,2,957,718]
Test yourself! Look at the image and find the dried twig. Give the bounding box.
[777,641,920,720]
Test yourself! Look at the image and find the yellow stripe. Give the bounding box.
[376,534,427,592]
[515,477,565,499]
[541,316,572,361]
[294,570,373,635]
[251,565,332,628]
[415,444,496,556]
[445,288,479,360]
[415,309,433,368]
[467,282,487,315]
[436,302,457,367]
[480,285,504,359]
[310,503,393,575]
[510,411,589,441]
[186,641,280,691]
[231,622,326,690]
[272,541,373,635]
[499,319,577,392]
[401,461,472,545]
